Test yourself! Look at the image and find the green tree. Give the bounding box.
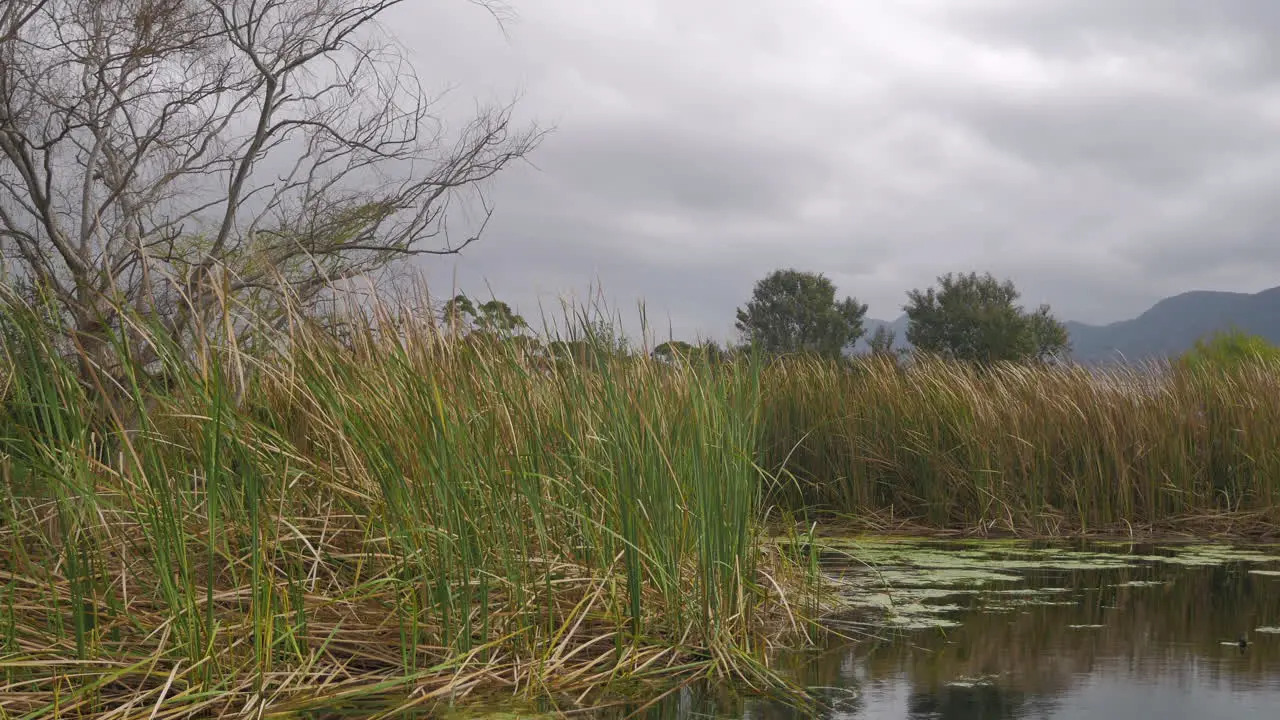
[546,315,631,369]
[653,340,695,362]
[867,326,898,357]
[904,272,1069,364]
[442,294,529,344]
[1027,305,1071,361]
[475,300,527,335]
[575,316,630,357]
[734,269,868,358]
[1179,328,1280,374]
[653,339,727,364]
[443,294,478,332]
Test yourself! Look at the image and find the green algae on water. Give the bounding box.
[947,674,1000,688]
[812,535,1280,636]
[981,587,1071,595]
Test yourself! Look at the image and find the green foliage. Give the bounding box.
[1179,328,1280,374]
[653,340,695,360]
[443,293,478,329]
[475,299,527,334]
[734,269,868,358]
[653,340,727,364]
[866,325,899,358]
[904,271,1069,364]
[1027,304,1071,360]
[443,293,528,338]
[579,315,630,356]
[544,315,633,370]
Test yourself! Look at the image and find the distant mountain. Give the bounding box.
[855,285,1280,364]
[1066,286,1280,364]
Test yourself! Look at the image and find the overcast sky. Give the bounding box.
[387,0,1280,344]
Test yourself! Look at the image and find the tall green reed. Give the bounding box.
[0,291,810,718]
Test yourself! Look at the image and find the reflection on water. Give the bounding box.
[601,539,1280,720]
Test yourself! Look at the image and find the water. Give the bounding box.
[591,537,1280,720]
[314,538,1280,719]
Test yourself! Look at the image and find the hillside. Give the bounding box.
[1066,286,1280,363]
[856,285,1280,363]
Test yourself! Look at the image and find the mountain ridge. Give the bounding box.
[854,285,1280,363]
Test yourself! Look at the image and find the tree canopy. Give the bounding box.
[652,339,727,364]
[866,325,899,358]
[904,272,1069,364]
[443,294,528,338]
[734,269,867,358]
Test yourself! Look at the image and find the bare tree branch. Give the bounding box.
[0,0,543,374]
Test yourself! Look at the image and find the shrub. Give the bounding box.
[1178,328,1280,375]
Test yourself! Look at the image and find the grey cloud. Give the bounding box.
[1117,158,1280,274]
[546,118,837,222]
[946,0,1280,82]
[392,0,1280,339]
[928,88,1272,189]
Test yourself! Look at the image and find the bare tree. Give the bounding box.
[0,0,541,375]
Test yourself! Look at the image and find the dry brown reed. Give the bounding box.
[760,355,1280,536]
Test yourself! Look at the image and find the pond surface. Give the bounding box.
[591,537,1280,720]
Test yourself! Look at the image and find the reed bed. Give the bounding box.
[5,290,1280,717]
[0,300,820,719]
[761,355,1280,535]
